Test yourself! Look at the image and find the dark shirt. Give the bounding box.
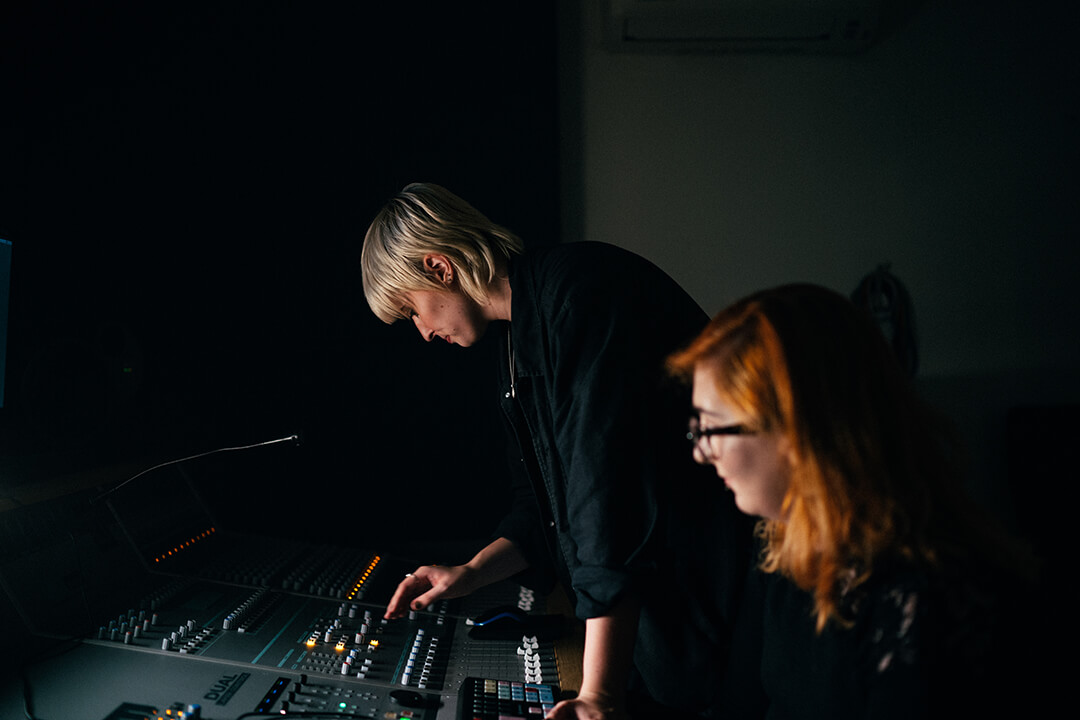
[492,242,753,713]
[725,555,1023,720]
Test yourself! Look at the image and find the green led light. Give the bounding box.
[339,702,347,709]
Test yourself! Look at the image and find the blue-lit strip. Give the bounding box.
[252,600,309,665]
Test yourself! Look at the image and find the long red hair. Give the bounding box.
[669,284,1026,631]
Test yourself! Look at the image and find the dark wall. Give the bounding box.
[0,2,560,546]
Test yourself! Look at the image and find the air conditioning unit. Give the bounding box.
[600,0,882,54]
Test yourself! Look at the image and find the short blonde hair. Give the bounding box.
[361,183,523,323]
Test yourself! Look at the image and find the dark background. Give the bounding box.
[0,1,560,547]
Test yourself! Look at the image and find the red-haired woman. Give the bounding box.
[668,283,1036,719]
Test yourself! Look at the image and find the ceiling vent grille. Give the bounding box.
[601,0,882,54]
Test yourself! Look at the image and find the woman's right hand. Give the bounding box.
[384,564,477,619]
[383,538,529,619]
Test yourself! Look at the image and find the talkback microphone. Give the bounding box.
[91,433,300,504]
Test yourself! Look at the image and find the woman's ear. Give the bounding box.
[422,253,454,285]
[779,435,798,471]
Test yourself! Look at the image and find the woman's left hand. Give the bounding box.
[544,692,624,720]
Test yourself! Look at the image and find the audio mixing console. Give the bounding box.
[0,469,576,719]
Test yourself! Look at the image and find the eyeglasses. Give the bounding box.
[687,415,754,462]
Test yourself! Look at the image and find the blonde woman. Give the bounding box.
[363,183,751,719]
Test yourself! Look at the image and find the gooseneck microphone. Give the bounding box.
[90,433,300,504]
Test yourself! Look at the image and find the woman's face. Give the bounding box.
[402,287,489,347]
[691,365,792,520]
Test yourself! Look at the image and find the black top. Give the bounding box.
[724,554,1028,720]
[493,241,710,612]
[492,242,754,713]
